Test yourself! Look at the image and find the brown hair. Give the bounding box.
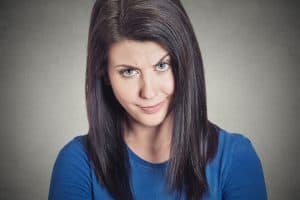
[85,0,220,199]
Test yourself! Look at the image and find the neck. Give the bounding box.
[123,114,173,163]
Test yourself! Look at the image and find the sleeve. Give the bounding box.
[48,138,92,200]
[222,135,268,200]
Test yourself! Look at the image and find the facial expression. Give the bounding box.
[107,40,175,128]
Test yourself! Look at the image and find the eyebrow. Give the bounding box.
[113,53,170,68]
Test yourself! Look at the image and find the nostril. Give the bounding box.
[139,76,157,99]
[140,88,156,99]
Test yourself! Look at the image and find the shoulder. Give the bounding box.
[216,129,267,199]
[212,129,254,167]
[217,128,263,177]
[53,135,90,169]
[219,128,264,167]
[215,128,261,166]
[49,134,92,199]
[52,134,91,174]
[58,135,88,159]
[218,128,251,151]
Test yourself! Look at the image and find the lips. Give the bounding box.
[139,101,164,114]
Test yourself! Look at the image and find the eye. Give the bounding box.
[119,68,138,77]
[156,62,170,72]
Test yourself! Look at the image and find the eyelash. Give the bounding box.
[119,62,170,78]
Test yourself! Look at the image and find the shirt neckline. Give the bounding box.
[126,145,169,169]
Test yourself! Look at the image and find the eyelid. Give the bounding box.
[119,60,171,78]
[155,61,170,71]
[156,60,169,65]
[119,68,139,78]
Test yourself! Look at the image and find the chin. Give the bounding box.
[135,120,164,128]
[141,118,165,127]
[135,111,169,127]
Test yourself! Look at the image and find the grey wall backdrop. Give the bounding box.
[1,0,299,199]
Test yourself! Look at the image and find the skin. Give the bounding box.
[107,39,175,163]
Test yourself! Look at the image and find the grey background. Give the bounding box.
[0,0,299,199]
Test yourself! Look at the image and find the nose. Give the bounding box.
[139,72,157,100]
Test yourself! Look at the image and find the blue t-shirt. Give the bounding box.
[48,129,268,199]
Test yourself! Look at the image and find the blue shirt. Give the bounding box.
[48,129,268,199]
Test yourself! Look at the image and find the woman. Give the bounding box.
[49,0,267,199]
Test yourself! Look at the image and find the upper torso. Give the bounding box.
[48,129,268,200]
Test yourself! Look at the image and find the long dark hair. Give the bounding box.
[85,0,220,199]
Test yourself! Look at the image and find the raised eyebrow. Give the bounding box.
[153,53,170,66]
[114,53,170,69]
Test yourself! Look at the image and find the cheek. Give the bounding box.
[161,72,175,95]
[110,77,138,104]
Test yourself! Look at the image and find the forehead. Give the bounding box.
[108,39,168,68]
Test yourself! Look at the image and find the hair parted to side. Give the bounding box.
[85,0,220,199]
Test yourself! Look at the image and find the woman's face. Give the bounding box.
[107,39,175,128]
